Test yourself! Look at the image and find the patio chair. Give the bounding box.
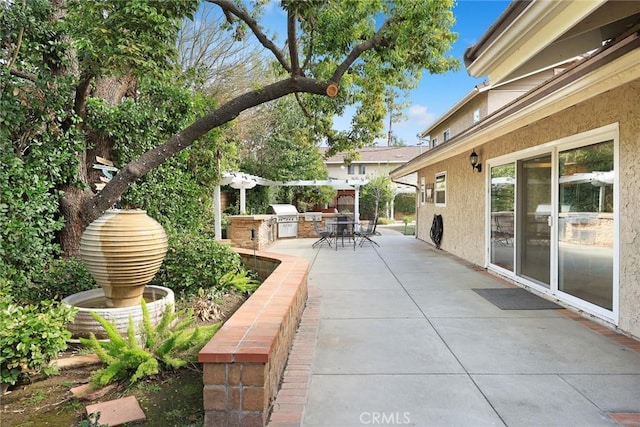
[312,218,333,248]
[493,215,513,246]
[355,215,379,247]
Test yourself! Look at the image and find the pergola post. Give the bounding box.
[214,185,222,240]
[354,185,361,229]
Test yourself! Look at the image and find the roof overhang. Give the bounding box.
[464,0,640,84]
[392,29,640,179]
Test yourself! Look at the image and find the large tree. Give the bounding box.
[3,0,458,257]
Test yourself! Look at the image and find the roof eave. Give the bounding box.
[392,31,640,179]
[465,0,606,84]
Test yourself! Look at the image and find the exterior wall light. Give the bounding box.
[470,150,482,173]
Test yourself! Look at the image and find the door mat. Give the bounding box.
[472,288,562,310]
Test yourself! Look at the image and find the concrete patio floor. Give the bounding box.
[266,228,640,427]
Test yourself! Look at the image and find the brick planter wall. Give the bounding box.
[198,248,309,426]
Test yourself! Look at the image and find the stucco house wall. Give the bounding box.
[428,95,488,144]
[416,78,640,337]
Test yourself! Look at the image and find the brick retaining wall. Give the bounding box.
[198,248,309,426]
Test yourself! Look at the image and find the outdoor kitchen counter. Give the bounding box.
[227,213,343,249]
[227,215,276,250]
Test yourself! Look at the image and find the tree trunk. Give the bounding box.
[59,75,136,257]
[59,185,93,257]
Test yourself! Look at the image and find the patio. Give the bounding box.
[267,228,640,427]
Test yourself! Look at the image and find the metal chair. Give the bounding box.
[312,219,332,248]
[355,216,379,247]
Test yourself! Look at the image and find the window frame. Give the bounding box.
[435,172,447,207]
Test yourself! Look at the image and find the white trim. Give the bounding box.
[435,171,447,207]
[467,0,606,83]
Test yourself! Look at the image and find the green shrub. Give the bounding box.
[0,287,77,386]
[377,217,394,225]
[394,193,416,216]
[12,257,97,304]
[152,233,257,298]
[81,300,220,386]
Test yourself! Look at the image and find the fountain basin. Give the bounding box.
[62,285,174,340]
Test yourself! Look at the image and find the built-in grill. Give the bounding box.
[267,204,299,238]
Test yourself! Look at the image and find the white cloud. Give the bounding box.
[406,104,435,127]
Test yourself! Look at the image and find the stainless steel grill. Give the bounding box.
[266,204,299,238]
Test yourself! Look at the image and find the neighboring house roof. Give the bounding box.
[391,0,640,179]
[321,146,423,165]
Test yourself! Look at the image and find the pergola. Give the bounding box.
[214,172,369,239]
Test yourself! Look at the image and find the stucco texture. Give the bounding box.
[416,78,640,337]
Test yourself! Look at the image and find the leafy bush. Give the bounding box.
[394,193,416,217]
[11,257,97,304]
[377,217,394,225]
[151,233,258,298]
[81,300,220,386]
[0,287,77,386]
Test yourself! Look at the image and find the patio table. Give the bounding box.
[326,220,357,251]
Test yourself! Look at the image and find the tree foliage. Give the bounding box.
[361,174,395,219]
[2,0,458,261]
[239,97,334,212]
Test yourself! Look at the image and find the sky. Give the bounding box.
[388,0,511,145]
[332,0,512,146]
[253,0,512,146]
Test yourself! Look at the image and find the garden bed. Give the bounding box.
[0,290,247,427]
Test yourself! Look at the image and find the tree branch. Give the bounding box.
[294,92,313,119]
[73,73,94,119]
[287,9,300,74]
[9,68,36,82]
[208,0,291,72]
[83,76,328,222]
[330,18,394,84]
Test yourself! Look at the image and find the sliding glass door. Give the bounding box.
[490,164,515,270]
[518,155,552,287]
[558,141,614,310]
[486,126,617,319]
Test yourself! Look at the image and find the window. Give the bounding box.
[473,109,480,123]
[435,172,446,206]
[359,165,366,174]
[420,177,426,204]
[443,129,451,141]
[431,137,438,148]
[347,164,355,174]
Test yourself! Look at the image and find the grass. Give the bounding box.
[383,223,415,235]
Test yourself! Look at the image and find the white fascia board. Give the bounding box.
[467,0,606,84]
[391,43,640,179]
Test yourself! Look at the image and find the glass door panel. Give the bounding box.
[518,155,551,286]
[490,164,515,270]
[558,141,614,309]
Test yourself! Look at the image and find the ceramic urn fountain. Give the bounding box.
[80,209,168,308]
